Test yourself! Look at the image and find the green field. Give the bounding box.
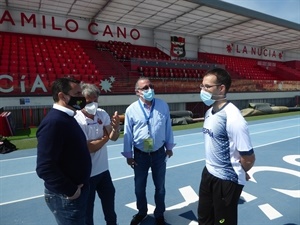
[5,111,300,150]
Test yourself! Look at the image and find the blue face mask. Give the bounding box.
[200,90,215,106]
[143,88,155,101]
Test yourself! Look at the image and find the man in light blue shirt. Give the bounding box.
[122,77,175,225]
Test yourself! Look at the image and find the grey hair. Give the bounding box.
[135,77,150,91]
[81,83,100,97]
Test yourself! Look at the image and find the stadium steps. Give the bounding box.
[81,43,135,93]
[275,63,300,80]
[199,52,287,80]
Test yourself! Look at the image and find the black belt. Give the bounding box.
[134,145,164,155]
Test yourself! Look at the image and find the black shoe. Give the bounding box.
[130,213,147,225]
[155,216,166,225]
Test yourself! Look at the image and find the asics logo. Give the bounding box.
[219,219,225,224]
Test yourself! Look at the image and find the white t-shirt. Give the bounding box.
[75,109,111,177]
[203,102,253,185]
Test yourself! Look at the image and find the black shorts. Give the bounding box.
[198,167,244,225]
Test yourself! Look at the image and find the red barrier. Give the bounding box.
[22,109,27,129]
[0,112,15,137]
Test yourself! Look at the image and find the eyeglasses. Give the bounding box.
[200,84,221,90]
[138,84,154,90]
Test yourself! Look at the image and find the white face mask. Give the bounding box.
[85,102,98,115]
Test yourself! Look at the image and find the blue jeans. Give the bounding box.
[133,146,166,218]
[86,170,117,225]
[44,185,89,225]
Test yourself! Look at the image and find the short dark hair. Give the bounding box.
[203,68,232,93]
[51,77,80,102]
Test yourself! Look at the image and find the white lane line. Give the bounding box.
[283,155,300,167]
[253,136,300,149]
[1,136,299,179]
[180,186,198,204]
[112,159,205,181]
[0,159,205,205]
[125,202,155,214]
[0,195,44,206]
[0,171,36,179]
[0,155,36,162]
[1,119,298,163]
[258,203,283,220]
[250,125,299,135]
[250,118,299,127]
[165,186,198,211]
[108,142,202,161]
[240,191,257,202]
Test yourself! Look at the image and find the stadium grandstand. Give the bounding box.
[0,0,299,132]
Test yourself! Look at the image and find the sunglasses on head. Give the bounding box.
[138,84,154,90]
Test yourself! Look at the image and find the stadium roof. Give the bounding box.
[1,0,300,54]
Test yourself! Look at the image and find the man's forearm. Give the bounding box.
[240,154,255,172]
[87,136,109,153]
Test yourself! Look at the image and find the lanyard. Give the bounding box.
[138,99,155,125]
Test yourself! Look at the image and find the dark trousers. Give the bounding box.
[85,170,117,225]
[44,184,89,225]
[198,167,243,225]
[133,146,166,218]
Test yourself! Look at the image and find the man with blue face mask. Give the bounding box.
[198,68,256,225]
[122,77,175,225]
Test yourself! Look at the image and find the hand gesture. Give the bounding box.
[111,111,120,131]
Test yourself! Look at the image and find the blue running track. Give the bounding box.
[0,113,299,225]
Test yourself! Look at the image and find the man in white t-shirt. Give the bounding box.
[74,83,120,225]
[198,68,256,225]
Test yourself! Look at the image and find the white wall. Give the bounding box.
[154,30,199,59]
[199,38,300,61]
[0,9,153,46]
[1,9,298,61]
[285,51,300,61]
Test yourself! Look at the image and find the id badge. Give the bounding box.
[143,138,154,152]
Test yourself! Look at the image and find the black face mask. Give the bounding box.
[67,96,86,110]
